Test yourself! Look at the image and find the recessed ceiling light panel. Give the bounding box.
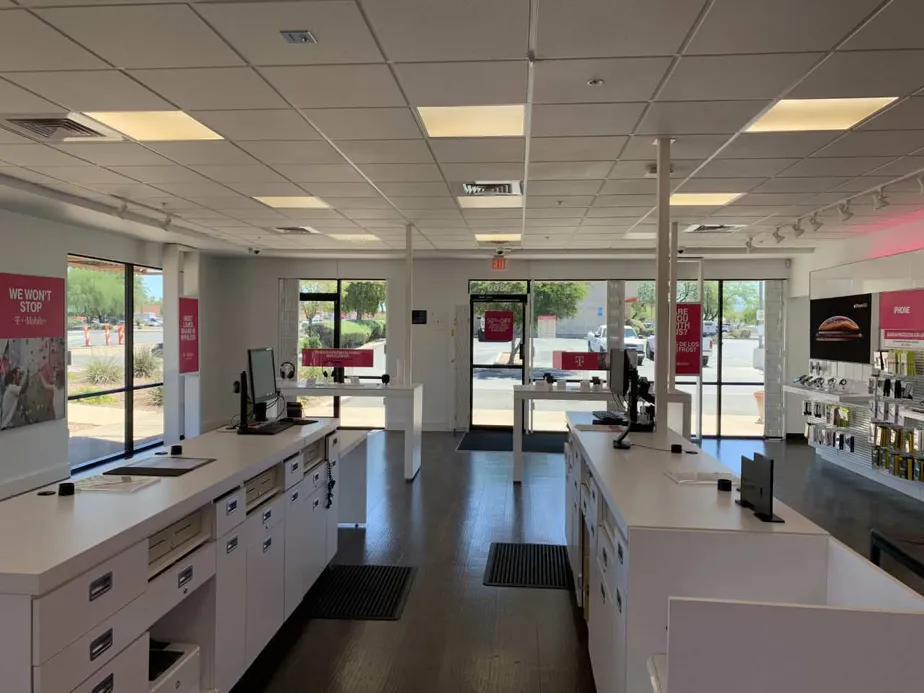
[254,196,330,209]
[417,105,525,138]
[475,233,521,242]
[328,233,380,242]
[83,111,223,141]
[746,97,897,132]
[458,195,523,209]
[670,192,743,206]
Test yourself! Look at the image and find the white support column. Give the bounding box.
[655,137,672,428]
[162,244,182,444]
[182,250,200,438]
[696,259,705,442]
[667,221,679,389]
[607,280,626,352]
[404,223,413,385]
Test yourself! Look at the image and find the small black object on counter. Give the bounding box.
[58,482,75,496]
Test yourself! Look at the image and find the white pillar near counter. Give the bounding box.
[182,250,201,438]
[654,137,672,427]
[404,223,413,385]
[607,280,626,356]
[163,244,183,444]
[667,221,679,388]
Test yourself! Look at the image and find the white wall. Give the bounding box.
[202,256,790,432]
[784,296,810,436]
[0,208,161,499]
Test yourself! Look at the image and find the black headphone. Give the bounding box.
[279,361,296,379]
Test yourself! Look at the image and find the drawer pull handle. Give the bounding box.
[291,490,299,502]
[88,572,112,602]
[333,437,338,445]
[617,543,624,565]
[226,498,238,515]
[291,460,299,472]
[226,536,239,554]
[331,459,336,467]
[263,537,273,553]
[314,472,321,482]
[313,498,320,508]
[616,589,623,613]
[178,565,194,590]
[89,629,113,661]
[600,583,606,601]
[91,673,114,693]
[602,546,608,568]
[262,508,272,523]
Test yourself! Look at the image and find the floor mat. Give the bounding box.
[483,542,572,590]
[456,430,566,453]
[305,565,416,620]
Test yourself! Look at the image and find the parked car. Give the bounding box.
[702,320,718,336]
[645,334,713,367]
[586,325,646,365]
[146,316,162,327]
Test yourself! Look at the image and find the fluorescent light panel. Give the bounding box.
[625,232,657,240]
[83,111,223,141]
[328,233,380,242]
[746,97,897,132]
[670,192,743,206]
[475,233,521,242]
[417,105,525,138]
[254,196,330,209]
[457,195,523,209]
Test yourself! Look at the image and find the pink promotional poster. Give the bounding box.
[179,297,200,374]
[0,272,66,431]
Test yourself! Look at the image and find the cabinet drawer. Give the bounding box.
[326,432,340,462]
[306,461,326,491]
[249,494,284,531]
[588,477,600,524]
[33,541,147,665]
[34,595,148,693]
[69,632,148,693]
[283,453,303,490]
[214,529,247,693]
[213,486,244,537]
[145,542,216,627]
[149,643,199,693]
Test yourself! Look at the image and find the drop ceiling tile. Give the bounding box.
[528,180,603,196]
[678,177,767,193]
[262,65,404,108]
[236,140,343,165]
[344,209,407,220]
[82,182,171,198]
[153,180,236,197]
[430,138,525,163]
[859,98,924,131]
[405,209,464,220]
[814,130,924,158]
[830,176,903,193]
[191,195,268,210]
[732,193,816,206]
[358,163,442,182]
[531,103,646,137]
[37,5,242,69]
[718,132,841,158]
[412,218,468,228]
[536,0,707,58]
[0,78,61,112]
[844,0,924,50]
[526,195,593,208]
[390,197,456,210]
[620,134,726,161]
[191,165,288,183]
[530,161,614,180]
[5,70,174,112]
[196,1,382,66]
[336,139,434,164]
[782,157,897,177]
[0,11,108,71]
[534,58,669,103]
[584,207,653,218]
[599,179,655,194]
[0,144,91,166]
[301,182,380,197]
[223,209,290,221]
[688,0,880,54]
[53,143,173,167]
[130,68,287,110]
[440,162,523,181]
[868,156,924,176]
[28,166,134,185]
[751,177,851,194]
[789,51,924,99]
[146,142,259,166]
[609,159,701,179]
[0,128,31,145]
[131,196,203,211]
[461,208,521,219]
[375,181,450,197]
[301,107,421,140]
[189,110,320,141]
[395,61,527,106]
[108,166,211,185]
[273,164,365,183]
[362,0,528,62]
[636,101,768,136]
[696,158,800,178]
[189,215,248,227]
[593,194,656,207]
[326,198,396,211]
[530,137,626,162]
[660,53,821,101]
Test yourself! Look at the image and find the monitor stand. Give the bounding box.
[253,402,268,423]
[754,512,785,524]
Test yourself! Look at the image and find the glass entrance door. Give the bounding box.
[470,294,527,428]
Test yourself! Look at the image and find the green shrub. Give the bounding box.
[71,386,117,405]
[729,328,752,339]
[300,335,323,350]
[340,332,369,349]
[133,346,162,379]
[146,386,164,407]
[83,356,123,386]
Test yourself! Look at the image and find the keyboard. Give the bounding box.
[593,410,628,424]
[240,420,294,436]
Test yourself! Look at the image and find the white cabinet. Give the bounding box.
[306,486,327,589]
[214,529,247,693]
[588,552,617,693]
[613,582,626,693]
[284,480,311,619]
[245,500,286,665]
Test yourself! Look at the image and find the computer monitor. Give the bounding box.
[248,347,278,422]
[608,347,636,397]
[736,453,783,523]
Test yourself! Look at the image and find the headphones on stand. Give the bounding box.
[279,361,296,379]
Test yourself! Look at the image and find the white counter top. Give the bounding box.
[513,384,614,401]
[279,380,421,396]
[0,418,338,596]
[566,413,827,537]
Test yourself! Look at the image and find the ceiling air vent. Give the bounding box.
[0,113,124,143]
[274,226,320,235]
[461,180,523,196]
[683,223,745,234]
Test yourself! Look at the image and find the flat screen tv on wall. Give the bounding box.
[809,293,872,364]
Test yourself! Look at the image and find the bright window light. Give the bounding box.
[83,111,223,141]
[254,196,330,209]
[746,97,897,132]
[474,233,521,242]
[417,105,525,138]
[327,234,380,242]
[670,192,743,206]
[457,195,523,209]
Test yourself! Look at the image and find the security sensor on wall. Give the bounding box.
[248,247,262,255]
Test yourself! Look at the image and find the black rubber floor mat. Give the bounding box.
[483,542,572,590]
[456,430,566,453]
[305,565,416,620]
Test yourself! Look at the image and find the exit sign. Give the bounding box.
[491,256,508,271]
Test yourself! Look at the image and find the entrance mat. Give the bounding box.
[483,542,572,590]
[305,564,416,621]
[456,430,566,453]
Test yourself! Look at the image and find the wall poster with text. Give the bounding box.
[809,293,872,364]
[0,272,66,431]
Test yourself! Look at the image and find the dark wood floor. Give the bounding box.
[240,433,924,693]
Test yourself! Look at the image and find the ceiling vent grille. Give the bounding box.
[0,113,124,143]
[274,226,319,235]
[683,223,745,234]
[461,180,522,196]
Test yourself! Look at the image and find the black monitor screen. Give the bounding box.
[248,347,277,404]
[739,455,758,510]
[739,454,775,519]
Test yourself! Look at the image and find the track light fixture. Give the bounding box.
[872,188,889,211]
[917,175,924,196]
[772,227,784,244]
[744,238,754,253]
[117,201,128,219]
[807,214,822,233]
[838,202,854,221]
[161,213,173,231]
[792,219,805,237]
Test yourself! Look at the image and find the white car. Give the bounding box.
[586,325,646,365]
